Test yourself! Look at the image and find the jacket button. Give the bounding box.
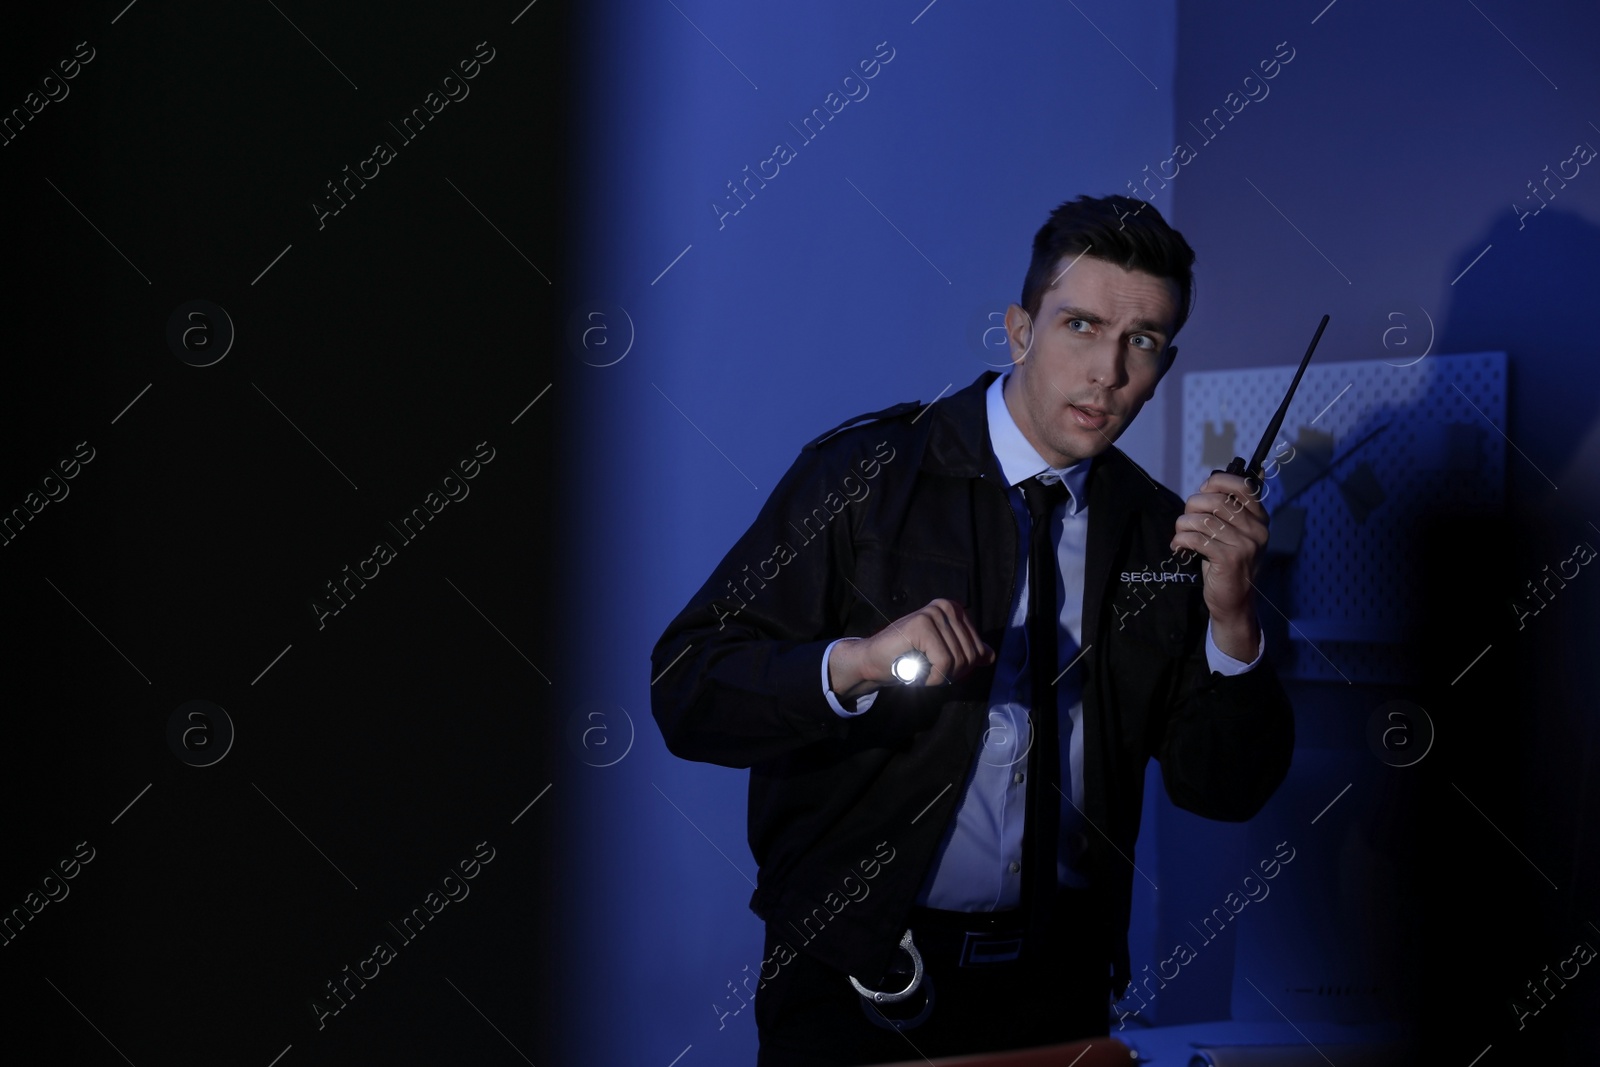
[1009,861,1020,874]
[890,588,907,605]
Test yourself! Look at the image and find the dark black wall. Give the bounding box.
[0,3,569,1062]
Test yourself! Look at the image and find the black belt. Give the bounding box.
[908,884,1096,967]
[906,905,1029,967]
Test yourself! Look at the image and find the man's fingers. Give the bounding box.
[918,610,975,685]
[1173,510,1267,547]
[1185,489,1268,525]
[944,600,997,670]
[912,627,959,685]
[1176,485,1270,551]
[887,599,994,685]
[1199,472,1263,506]
[927,599,988,670]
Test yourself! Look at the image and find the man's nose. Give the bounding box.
[1086,337,1128,387]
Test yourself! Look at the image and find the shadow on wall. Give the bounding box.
[1436,206,1600,506]
[1414,206,1600,1060]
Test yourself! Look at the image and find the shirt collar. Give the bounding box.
[986,370,1090,514]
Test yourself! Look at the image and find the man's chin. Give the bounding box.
[1045,435,1112,468]
[1058,421,1120,455]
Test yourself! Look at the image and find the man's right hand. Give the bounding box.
[828,598,996,700]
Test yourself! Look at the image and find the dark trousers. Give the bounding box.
[755,888,1110,1067]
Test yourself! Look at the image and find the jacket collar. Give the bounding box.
[918,370,1005,479]
[919,370,1176,646]
[919,370,1169,505]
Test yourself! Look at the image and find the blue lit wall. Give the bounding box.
[565,3,1176,1063]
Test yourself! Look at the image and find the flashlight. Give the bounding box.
[890,650,930,685]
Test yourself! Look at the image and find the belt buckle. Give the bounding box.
[958,928,1023,966]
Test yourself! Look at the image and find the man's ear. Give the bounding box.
[1002,304,1035,366]
[1159,343,1179,377]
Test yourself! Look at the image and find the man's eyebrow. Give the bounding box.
[1053,305,1169,336]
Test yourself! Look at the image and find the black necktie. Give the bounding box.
[1020,475,1071,943]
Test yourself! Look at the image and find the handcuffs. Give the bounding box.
[848,928,925,1002]
[849,928,935,1031]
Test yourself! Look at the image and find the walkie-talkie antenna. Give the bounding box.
[1224,314,1330,481]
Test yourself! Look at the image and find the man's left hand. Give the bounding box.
[1170,471,1267,660]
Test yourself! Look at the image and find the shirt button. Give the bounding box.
[1013,772,1024,784]
[1009,861,1020,874]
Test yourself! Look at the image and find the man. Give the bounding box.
[650,194,1294,1065]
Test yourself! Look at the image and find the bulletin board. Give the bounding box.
[1181,352,1507,683]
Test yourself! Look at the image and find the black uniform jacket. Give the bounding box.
[649,370,1294,996]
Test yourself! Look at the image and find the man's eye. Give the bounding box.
[1067,319,1090,332]
[1130,336,1155,350]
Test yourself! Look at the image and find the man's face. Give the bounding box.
[1002,254,1180,469]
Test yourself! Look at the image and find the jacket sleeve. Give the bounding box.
[649,441,863,769]
[1153,633,1296,822]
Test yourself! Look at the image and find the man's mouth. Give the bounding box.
[1068,403,1111,431]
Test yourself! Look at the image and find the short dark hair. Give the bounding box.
[1019,195,1196,340]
